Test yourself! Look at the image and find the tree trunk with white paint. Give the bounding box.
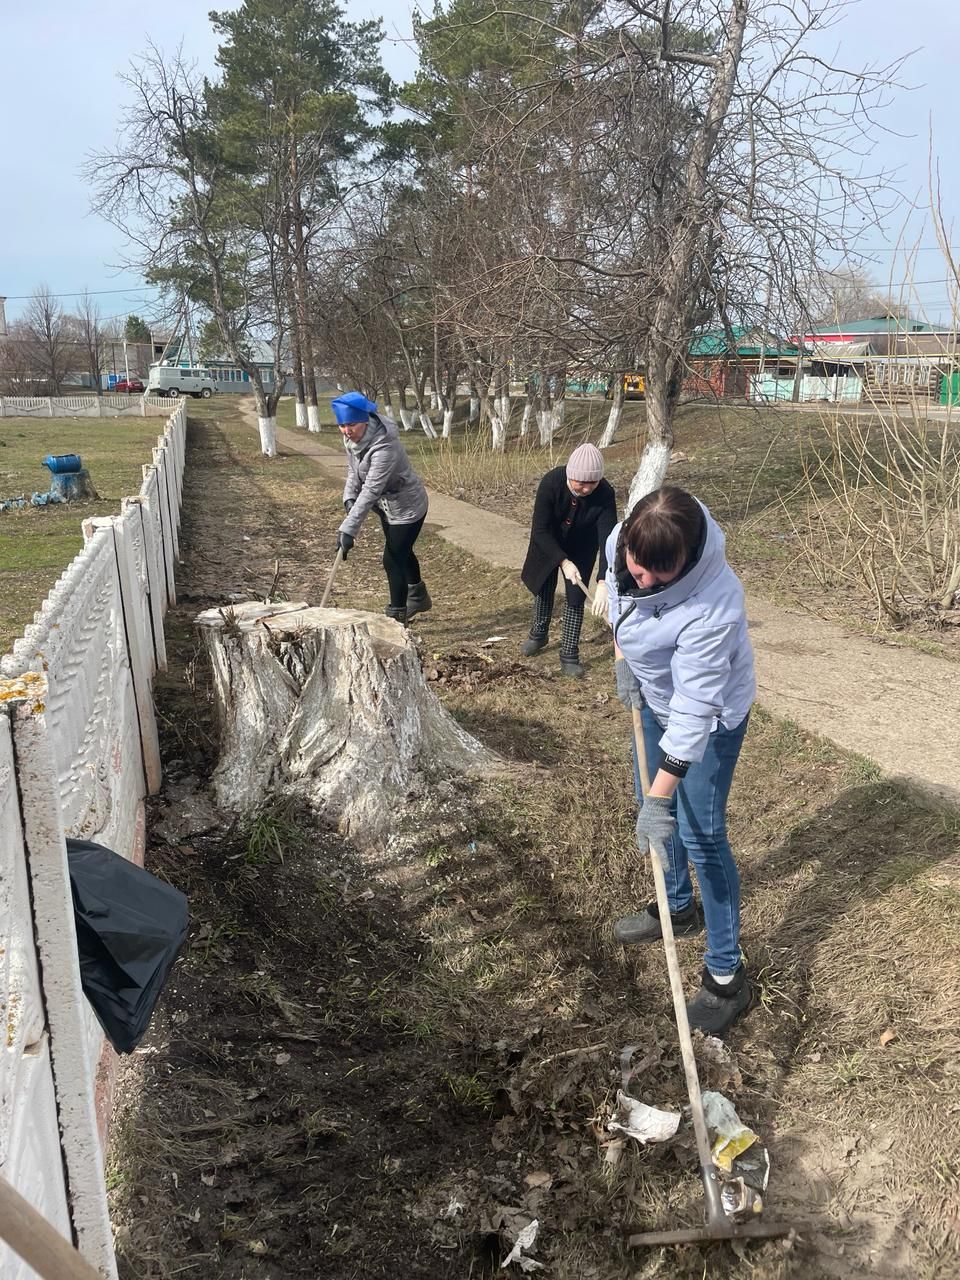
[490,407,506,451]
[537,410,553,447]
[295,400,307,429]
[307,404,321,433]
[625,362,673,514]
[519,399,533,438]
[469,395,480,423]
[196,602,494,845]
[442,408,454,438]
[257,417,277,458]
[399,408,415,432]
[419,412,438,438]
[599,376,625,448]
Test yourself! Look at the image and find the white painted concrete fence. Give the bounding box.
[0,401,186,1277]
[0,395,174,418]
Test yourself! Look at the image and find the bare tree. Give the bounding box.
[808,267,896,329]
[76,290,106,394]
[22,285,77,394]
[87,44,291,454]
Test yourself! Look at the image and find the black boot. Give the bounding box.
[385,604,407,625]
[406,581,432,621]
[613,901,702,945]
[521,635,547,657]
[559,656,585,678]
[686,964,752,1038]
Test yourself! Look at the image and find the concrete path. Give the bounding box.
[264,417,960,808]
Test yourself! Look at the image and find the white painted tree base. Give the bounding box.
[519,402,532,438]
[469,396,480,423]
[295,401,307,429]
[257,416,277,458]
[625,438,672,514]
[537,410,553,446]
[490,412,506,451]
[419,412,438,439]
[195,602,494,845]
[441,408,454,438]
[399,409,415,432]
[307,404,321,433]
[599,402,623,448]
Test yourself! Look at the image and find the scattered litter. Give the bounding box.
[274,1052,291,1065]
[696,1034,743,1091]
[702,1092,759,1171]
[608,1090,681,1144]
[442,1197,465,1219]
[246,1239,268,1256]
[483,635,508,645]
[721,1176,764,1220]
[502,1219,544,1272]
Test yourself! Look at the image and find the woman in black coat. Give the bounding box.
[520,443,617,677]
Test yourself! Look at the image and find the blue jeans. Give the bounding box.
[632,705,749,976]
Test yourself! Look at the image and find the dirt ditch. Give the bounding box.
[108,405,960,1279]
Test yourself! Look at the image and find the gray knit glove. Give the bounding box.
[636,795,675,869]
[615,657,644,709]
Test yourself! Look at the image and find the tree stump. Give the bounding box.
[195,602,494,844]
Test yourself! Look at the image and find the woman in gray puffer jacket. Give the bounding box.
[333,392,431,624]
[604,485,756,1038]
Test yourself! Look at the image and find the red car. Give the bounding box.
[115,378,145,393]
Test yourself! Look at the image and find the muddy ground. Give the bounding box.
[109,403,960,1279]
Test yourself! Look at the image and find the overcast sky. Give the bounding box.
[2,0,957,326]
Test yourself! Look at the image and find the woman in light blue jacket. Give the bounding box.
[604,486,755,1038]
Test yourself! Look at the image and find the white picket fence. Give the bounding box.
[0,400,186,1277]
[0,395,173,418]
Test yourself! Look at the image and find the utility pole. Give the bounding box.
[123,338,130,383]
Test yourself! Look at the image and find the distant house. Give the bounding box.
[798,314,959,403]
[686,327,799,400]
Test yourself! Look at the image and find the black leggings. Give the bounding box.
[377,511,425,608]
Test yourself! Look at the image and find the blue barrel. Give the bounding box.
[43,454,83,474]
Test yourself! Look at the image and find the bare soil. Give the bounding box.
[109,402,960,1280]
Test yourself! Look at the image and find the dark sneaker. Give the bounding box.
[686,965,752,1038]
[521,636,547,657]
[560,657,585,678]
[385,604,407,625]
[406,581,432,621]
[613,901,701,945]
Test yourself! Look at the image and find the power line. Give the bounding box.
[3,286,158,301]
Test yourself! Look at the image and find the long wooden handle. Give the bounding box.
[630,708,725,1225]
[0,1175,104,1280]
[319,548,344,608]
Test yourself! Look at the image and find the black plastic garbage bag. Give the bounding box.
[66,838,189,1054]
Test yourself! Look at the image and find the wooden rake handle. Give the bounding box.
[0,1175,104,1280]
[630,707,727,1228]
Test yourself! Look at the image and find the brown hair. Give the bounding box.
[623,486,704,573]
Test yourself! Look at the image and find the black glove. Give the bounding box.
[343,498,355,512]
[337,531,355,559]
[615,657,644,709]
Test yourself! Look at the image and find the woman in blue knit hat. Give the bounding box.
[332,392,431,624]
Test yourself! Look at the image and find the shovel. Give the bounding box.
[627,706,793,1247]
[319,548,344,608]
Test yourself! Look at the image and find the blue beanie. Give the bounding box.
[331,391,377,425]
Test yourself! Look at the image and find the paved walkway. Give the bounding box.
[264,417,960,808]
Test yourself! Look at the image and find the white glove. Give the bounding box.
[590,580,609,620]
[560,559,582,584]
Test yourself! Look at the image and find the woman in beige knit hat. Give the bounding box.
[519,443,617,676]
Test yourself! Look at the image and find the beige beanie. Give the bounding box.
[566,443,604,482]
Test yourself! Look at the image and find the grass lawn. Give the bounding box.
[0,415,168,654]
